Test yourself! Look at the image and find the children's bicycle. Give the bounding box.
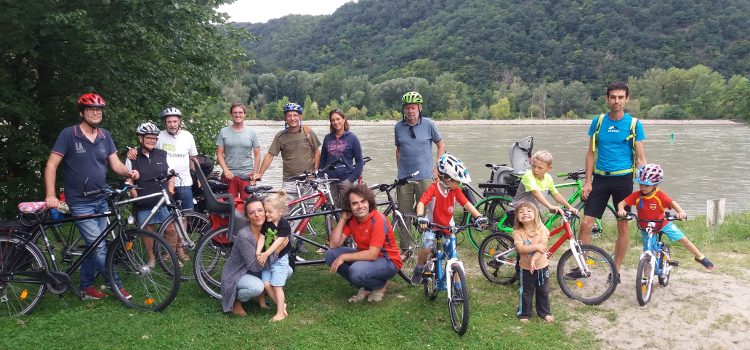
[477,209,617,305]
[622,212,681,306]
[420,222,473,335]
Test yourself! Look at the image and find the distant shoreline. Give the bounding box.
[245,119,743,126]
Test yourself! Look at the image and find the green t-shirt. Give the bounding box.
[510,169,559,210]
[268,128,321,180]
[216,126,261,179]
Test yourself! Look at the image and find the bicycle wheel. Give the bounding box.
[464,196,510,251]
[193,227,231,299]
[556,244,617,305]
[394,212,420,284]
[106,229,180,312]
[658,245,671,287]
[423,258,438,301]
[477,233,518,285]
[448,264,470,336]
[155,211,210,280]
[0,236,47,317]
[636,255,654,306]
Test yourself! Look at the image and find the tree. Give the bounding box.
[0,0,252,216]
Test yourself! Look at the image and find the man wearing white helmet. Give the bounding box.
[129,106,199,210]
[410,154,487,284]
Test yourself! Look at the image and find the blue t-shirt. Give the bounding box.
[587,113,645,174]
[51,125,117,204]
[394,117,442,180]
[320,131,364,183]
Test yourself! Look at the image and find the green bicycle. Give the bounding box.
[463,169,618,251]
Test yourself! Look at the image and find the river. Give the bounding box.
[243,121,750,217]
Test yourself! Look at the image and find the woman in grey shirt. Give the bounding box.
[221,197,277,316]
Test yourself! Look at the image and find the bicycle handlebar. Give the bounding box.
[371,170,420,193]
[426,222,473,233]
[557,169,585,180]
[621,212,683,222]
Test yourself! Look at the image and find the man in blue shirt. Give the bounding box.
[575,83,646,282]
[394,91,445,217]
[44,93,139,300]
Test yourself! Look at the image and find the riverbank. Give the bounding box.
[245,119,743,126]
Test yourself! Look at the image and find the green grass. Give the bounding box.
[3,211,748,349]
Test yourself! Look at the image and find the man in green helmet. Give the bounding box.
[394,91,446,217]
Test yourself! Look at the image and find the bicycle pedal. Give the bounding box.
[667,260,679,267]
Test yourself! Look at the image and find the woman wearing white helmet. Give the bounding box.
[410,154,488,284]
[126,122,185,266]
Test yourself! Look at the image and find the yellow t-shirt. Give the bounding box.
[510,169,559,209]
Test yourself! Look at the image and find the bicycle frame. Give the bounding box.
[432,230,465,302]
[637,221,670,281]
[125,188,196,249]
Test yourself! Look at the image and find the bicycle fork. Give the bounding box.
[568,240,592,277]
[444,258,465,302]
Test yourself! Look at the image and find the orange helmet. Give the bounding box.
[77,93,106,109]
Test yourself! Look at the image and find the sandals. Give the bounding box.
[695,256,715,271]
[348,288,370,303]
[367,287,387,303]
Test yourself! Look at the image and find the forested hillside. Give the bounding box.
[227,0,749,122]
[240,0,749,86]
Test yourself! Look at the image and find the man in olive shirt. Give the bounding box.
[254,103,321,198]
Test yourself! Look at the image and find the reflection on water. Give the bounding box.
[247,123,750,216]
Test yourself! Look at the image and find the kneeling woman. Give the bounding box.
[325,185,403,303]
[221,197,276,316]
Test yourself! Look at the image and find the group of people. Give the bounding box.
[43,83,715,324]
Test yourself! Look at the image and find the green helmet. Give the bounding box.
[401,91,423,106]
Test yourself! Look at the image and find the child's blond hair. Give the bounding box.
[532,149,553,165]
[513,201,543,231]
[263,190,288,214]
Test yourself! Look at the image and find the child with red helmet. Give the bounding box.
[616,164,715,270]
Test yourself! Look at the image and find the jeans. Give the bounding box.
[69,199,120,289]
[173,186,194,211]
[236,273,264,302]
[325,247,399,291]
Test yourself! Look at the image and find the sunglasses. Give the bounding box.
[408,125,416,138]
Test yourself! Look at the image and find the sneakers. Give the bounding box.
[410,266,424,284]
[119,287,133,300]
[695,256,715,270]
[607,272,621,285]
[82,286,107,300]
[564,267,585,280]
[347,288,370,303]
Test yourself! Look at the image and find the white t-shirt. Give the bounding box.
[157,129,198,187]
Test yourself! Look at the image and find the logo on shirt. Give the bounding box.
[448,205,455,214]
[75,142,85,154]
[607,125,619,133]
[162,143,176,152]
[649,203,657,211]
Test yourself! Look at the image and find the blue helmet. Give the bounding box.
[283,103,303,114]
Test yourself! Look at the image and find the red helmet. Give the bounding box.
[77,93,106,109]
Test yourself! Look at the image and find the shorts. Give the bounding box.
[584,174,633,218]
[642,222,685,242]
[136,206,170,226]
[261,254,293,287]
[421,230,436,249]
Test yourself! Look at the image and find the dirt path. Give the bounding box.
[563,264,750,350]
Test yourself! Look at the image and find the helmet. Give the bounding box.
[437,154,472,183]
[401,91,423,106]
[77,93,106,109]
[283,103,303,114]
[136,122,160,136]
[635,164,664,186]
[161,107,182,119]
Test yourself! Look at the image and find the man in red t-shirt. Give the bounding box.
[326,185,403,303]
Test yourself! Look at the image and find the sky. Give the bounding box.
[217,0,356,23]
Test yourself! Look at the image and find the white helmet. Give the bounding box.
[136,122,160,136]
[437,153,471,183]
[161,106,182,119]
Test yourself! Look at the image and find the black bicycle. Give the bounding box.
[0,185,181,317]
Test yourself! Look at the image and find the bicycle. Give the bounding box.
[477,209,617,305]
[0,185,181,316]
[420,222,472,335]
[134,171,210,280]
[622,212,681,306]
[369,171,422,284]
[463,169,618,251]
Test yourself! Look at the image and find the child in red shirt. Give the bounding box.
[411,154,487,284]
[616,164,714,270]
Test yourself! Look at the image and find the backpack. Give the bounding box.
[592,113,638,176]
